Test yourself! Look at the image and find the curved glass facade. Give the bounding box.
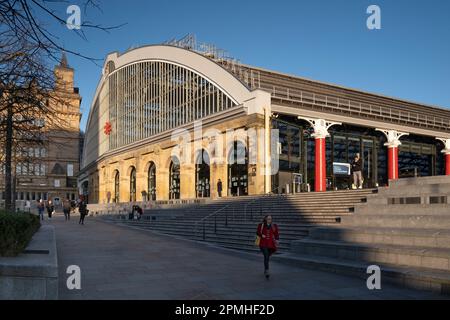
[108,61,237,150]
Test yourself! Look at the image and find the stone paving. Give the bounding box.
[46,215,445,300]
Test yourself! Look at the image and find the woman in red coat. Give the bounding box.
[256,215,279,279]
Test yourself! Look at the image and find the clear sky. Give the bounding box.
[42,0,450,131]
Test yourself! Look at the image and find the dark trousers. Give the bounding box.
[260,247,271,271]
[79,214,86,224]
[63,209,70,220]
[218,190,222,197]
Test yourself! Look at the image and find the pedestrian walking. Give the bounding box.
[217,179,223,197]
[63,198,71,221]
[37,199,45,221]
[255,215,279,279]
[78,200,88,225]
[351,153,363,189]
[46,200,54,219]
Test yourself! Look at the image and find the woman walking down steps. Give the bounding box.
[256,215,279,279]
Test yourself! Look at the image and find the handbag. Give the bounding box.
[254,224,263,246]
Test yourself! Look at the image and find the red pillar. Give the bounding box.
[315,137,326,192]
[446,153,450,176]
[387,146,399,180]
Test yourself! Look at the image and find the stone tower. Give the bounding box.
[45,53,82,203]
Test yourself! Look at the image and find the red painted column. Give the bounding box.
[315,137,326,192]
[387,146,399,180]
[446,153,450,176]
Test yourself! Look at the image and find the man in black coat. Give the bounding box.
[217,179,223,197]
[78,201,88,225]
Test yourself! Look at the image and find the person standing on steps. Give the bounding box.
[351,153,363,189]
[217,179,223,197]
[256,215,279,279]
[78,200,88,225]
[46,200,54,219]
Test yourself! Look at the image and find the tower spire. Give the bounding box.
[60,52,69,68]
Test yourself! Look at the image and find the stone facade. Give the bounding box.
[0,55,82,208]
[80,43,450,204]
[85,111,269,204]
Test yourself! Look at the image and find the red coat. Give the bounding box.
[256,223,279,251]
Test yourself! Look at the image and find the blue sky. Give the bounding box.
[42,0,450,131]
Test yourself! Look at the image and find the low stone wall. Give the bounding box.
[0,225,58,300]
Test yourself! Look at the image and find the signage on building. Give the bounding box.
[333,162,351,175]
[104,121,112,135]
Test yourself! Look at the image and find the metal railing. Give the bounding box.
[243,186,283,221]
[194,187,284,241]
[268,86,450,132]
[194,201,241,241]
[221,62,450,133]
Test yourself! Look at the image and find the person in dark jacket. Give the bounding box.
[63,198,71,221]
[136,205,143,220]
[46,200,54,219]
[256,215,279,279]
[37,199,45,221]
[78,201,88,225]
[351,153,363,189]
[217,179,223,197]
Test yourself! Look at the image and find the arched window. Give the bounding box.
[107,61,237,150]
[114,170,120,203]
[228,141,248,196]
[147,162,156,201]
[129,167,136,202]
[169,157,180,200]
[195,150,210,198]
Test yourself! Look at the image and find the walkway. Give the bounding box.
[48,215,443,299]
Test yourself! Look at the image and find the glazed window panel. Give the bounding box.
[108,61,237,150]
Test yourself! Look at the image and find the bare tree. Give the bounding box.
[0,0,122,212]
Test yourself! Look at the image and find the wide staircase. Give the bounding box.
[276,176,450,294]
[102,189,375,253]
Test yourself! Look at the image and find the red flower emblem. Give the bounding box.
[104,121,112,135]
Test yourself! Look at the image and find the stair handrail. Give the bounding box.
[243,186,283,221]
[194,200,243,240]
[194,187,286,241]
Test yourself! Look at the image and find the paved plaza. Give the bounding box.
[48,215,444,300]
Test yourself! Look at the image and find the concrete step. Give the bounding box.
[291,239,450,271]
[107,220,293,252]
[108,220,310,239]
[273,252,450,294]
[90,189,374,212]
[377,183,450,195]
[342,214,450,229]
[106,216,340,228]
[309,227,450,249]
[112,213,345,224]
[354,204,450,215]
[388,176,450,187]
